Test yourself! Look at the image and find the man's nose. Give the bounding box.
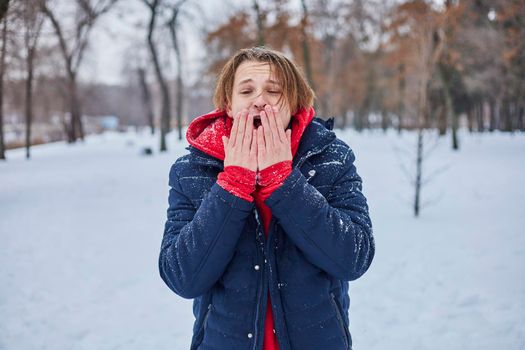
[253,92,268,110]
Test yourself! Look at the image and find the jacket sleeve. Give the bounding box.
[265,147,375,281]
[159,162,255,299]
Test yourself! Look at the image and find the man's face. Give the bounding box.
[227,61,291,129]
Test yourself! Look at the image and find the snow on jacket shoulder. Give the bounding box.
[159,117,375,350]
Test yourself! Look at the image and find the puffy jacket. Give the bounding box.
[159,114,375,350]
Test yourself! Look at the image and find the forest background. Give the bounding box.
[0,0,523,157]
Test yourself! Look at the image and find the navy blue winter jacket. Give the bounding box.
[159,117,375,350]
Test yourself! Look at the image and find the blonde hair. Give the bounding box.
[213,47,315,114]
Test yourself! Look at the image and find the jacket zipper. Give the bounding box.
[330,292,349,349]
[253,207,265,350]
[266,218,287,349]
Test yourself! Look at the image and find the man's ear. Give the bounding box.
[225,103,233,118]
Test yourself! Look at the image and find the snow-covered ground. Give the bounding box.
[1,127,524,350]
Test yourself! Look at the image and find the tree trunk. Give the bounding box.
[466,106,474,132]
[146,0,171,152]
[439,64,457,149]
[253,0,264,46]
[381,109,388,132]
[510,102,517,132]
[168,3,186,141]
[488,99,495,132]
[0,14,7,160]
[0,0,9,22]
[501,99,511,132]
[414,128,423,217]
[354,110,363,131]
[437,104,447,135]
[25,48,35,159]
[476,100,484,132]
[300,0,315,90]
[68,74,83,143]
[137,68,155,135]
[518,98,525,131]
[73,82,84,141]
[175,64,183,140]
[451,112,459,150]
[397,63,405,134]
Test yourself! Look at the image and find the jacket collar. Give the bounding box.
[292,117,337,167]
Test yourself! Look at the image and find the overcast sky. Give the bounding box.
[81,0,446,86]
[81,0,221,85]
[82,0,303,86]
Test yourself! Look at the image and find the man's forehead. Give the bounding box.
[234,61,280,84]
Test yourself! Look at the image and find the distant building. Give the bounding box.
[83,115,120,133]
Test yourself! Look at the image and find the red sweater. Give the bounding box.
[186,107,315,350]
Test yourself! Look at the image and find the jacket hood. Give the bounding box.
[186,109,233,161]
[186,107,316,161]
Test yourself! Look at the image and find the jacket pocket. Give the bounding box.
[196,303,212,341]
[193,302,212,350]
[202,303,212,330]
[330,292,350,349]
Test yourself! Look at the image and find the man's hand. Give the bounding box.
[222,109,258,172]
[257,105,292,171]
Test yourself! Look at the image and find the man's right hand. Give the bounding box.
[222,110,258,172]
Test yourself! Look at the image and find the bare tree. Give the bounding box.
[300,0,315,90]
[0,0,9,21]
[40,0,118,143]
[252,0,264,46]
[415,27,444,216]
[137,67,155,134]
[435,0,462,150]
[17,0,45,159]
[143,0,171,152]
[384,1,445,216]
[393,133,449,217]
[0,0,8,160]
[167,0,187,141]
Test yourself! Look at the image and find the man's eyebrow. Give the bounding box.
[238,78,253,85]
[237,78,281,85]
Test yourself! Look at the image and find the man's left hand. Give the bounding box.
[256,105,292,171]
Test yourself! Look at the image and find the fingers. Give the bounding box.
[229,111,241,147]
[235,109,248,146]
[271,106,288,144]
[257,125,265,157]
[243,113,254,151]
[260,110,274,149]
[285,128,291,144]
[264,105,282,145]
[250,128,257,161]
